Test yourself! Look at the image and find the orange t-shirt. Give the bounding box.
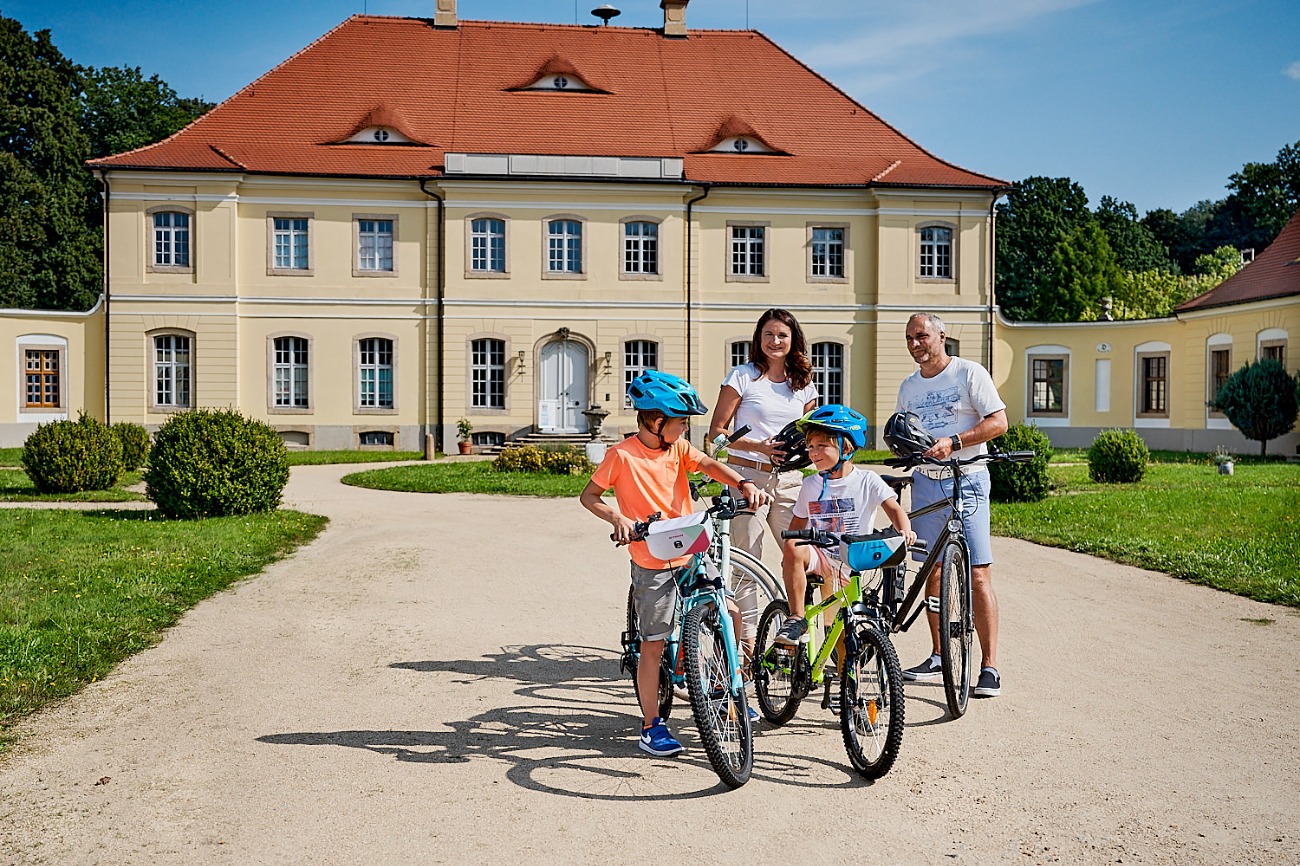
[589,434,708,569]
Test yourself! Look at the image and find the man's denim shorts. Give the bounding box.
[909,469,993,567]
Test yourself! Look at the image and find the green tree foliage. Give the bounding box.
[80,66,212,159]
[1213,359,1299,456]
[0,17,100,311]
[1045,222,1122,322]
[0,15,211,312]
[989,424,1053,502]
[1191,245,1242,280]
[995,176,1093,320]
[1094,196,1174,273]
[1226,141,1300,246]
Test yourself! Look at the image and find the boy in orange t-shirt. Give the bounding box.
[580,371,769,757]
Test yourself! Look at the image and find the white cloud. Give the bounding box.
[1286,61,1300,81]
[798,0,1098,90]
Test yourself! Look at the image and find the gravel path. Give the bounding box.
[1,463,1297,865]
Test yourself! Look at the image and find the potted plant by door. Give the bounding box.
[456,417,474,455]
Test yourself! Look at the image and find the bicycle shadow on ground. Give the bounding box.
[258,643,879,798]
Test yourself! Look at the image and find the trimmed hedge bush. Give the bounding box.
[493,444,594,475]
[1087,428,1149,483]
[112,421,151,472]
[989,423,1053,502]
[145,409,289,519]
[21,415,124,493]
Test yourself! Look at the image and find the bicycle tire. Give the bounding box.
[938,540,973,719]
[729,548,786,603]
[625,585,673,720]
[753,599,803,725]
[683,601,753,789]
[840,623,905,779]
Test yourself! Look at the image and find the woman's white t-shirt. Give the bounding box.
[720,363,818,463]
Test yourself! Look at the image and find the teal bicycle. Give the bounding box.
[617,486,755,788]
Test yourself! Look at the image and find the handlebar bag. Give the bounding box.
[645,511,713,561]
[840,530,907,571]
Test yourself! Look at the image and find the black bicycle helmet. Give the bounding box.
[883,411,936,457]
[769,419,812,471]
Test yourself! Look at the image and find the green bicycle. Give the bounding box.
[753,528,909,779]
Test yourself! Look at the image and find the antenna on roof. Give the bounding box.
[591,4,620,25]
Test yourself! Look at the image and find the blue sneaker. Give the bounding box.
[639,718,685,757]
[748,706,760,724]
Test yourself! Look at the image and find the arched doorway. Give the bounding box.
[538,335,589,433]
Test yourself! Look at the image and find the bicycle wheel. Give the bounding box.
[840,623,905,779]
[683,601,753,789]
[626,585,673,720]
[753,600,803,725]
[938,540,973,719]
[730,548,785,603]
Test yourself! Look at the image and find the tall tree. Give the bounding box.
[1213,359,1299,456]
[1044,222,1122,322]
[995,176,1093,320]
[1095,196,1174,273]
[0,16,100,310]
[80,66,212,160]
[1227,141,1300,247]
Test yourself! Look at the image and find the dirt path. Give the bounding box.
[2,463,1297,865]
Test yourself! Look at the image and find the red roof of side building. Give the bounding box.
[1176,209,1300,312]
[88,16,1006,189]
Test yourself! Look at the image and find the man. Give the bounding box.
[895,312,1008,697]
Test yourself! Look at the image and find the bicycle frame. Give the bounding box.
[788,569,869,688]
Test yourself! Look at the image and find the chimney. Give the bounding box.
[434,0,457,28]
[661,0,688,37]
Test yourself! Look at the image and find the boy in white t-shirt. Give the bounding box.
[776,405,915,646]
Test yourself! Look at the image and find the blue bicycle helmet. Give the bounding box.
[796,404,869,451]
[626,370,708,417]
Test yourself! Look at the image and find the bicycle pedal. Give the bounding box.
[926,595,941,613]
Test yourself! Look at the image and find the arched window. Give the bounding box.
[151,210,192,269]
[152,331,194,410]
[622,221,659,275]
[547,219,583,274]
[358,337,395,410]
[272,336,310,409]
[918,225,953,279]
[470,217,506,273]
[811,342,844,404]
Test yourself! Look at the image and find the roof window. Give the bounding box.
[348,126,413,144]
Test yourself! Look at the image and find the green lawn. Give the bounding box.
[286,449,423,465]
[992,461,1300,606]
[344,460,588,497]
[0,468,147,502]
[0,508,327,748]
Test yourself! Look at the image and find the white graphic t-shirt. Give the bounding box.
[720,363,818,463]
[895,357,1006,463]
[792,467,895,560]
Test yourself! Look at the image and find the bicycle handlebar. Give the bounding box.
[883,449,1035,470]
[782,527,927,554]
[612,511,662,545]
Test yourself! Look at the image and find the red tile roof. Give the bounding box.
[1176,209,1300,312]
[89,16,1005,190]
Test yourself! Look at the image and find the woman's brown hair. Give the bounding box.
[749,308,812,392]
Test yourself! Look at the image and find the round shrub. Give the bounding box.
[21,414,124,493]
[1087,428,1149,483]
[540,445,595,476]
[146,409,289,519]
[112,421,151,472]
[989,423,1053,502]
[492,444,593,475]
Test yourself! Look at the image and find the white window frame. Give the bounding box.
[151,330,194,412]
[811,341,845,405]
[269,334,312,414]
[544,216,586,278]
[727,222,768,282]
[18,336,67,419]
[267,212,314,275]
[466,213,509,278]
[356,335,397,413]
[808,224,847,282]
[1026,346,1071,424]
[623,339,659,408]
[1257,328,1288,368]
[354,214,397,277]
[620,218,661,279]
[470,337,507,411]
[147,207,194,273]
[918,222,954,281]
[1134,341,1172,425]
[729,340,750,370]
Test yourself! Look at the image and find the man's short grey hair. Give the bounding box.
[908,312,945,334]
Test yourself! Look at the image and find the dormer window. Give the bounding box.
[509,55,608,94]
[528,74,594,92]
[711,136,773,154]
[348,126,413,144]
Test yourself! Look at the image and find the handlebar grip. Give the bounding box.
[1008,450,1036,462]
[729,424,752,443]
[781,529,812,540]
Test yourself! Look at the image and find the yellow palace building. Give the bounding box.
[1,1,1296,456]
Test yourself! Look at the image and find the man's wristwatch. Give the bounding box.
[951,433,963,452]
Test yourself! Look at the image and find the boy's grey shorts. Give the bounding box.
[630,561,679,641]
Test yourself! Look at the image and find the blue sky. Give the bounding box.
[7,0,1298,214]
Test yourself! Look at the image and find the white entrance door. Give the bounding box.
[538,339,589,433]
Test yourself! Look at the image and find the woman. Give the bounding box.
[708,308,819,661]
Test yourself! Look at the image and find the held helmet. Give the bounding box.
[883,411,936,457]
[796,404,869,452]
[769,419,812,471]
[626,370,708,417]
